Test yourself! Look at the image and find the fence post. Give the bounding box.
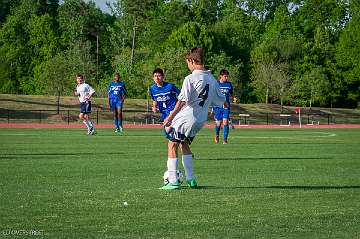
[328,114,330,125]
[67,110,70,125]
[39,110,42,123]
[266,113,269,125]
[96,110,99,125]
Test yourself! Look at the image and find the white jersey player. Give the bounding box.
[74,74,96,135]
[161,47,226,190]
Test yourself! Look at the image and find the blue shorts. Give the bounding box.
[109,99,123,110]
[164,127,195,145]
[213,107,230,121]
[80,101,92,114]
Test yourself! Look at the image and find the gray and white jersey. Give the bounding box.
[171,70,225,137]
[76,83,95,103]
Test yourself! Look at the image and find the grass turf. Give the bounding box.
[0,128,359,238]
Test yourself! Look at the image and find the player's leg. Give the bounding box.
[79,102,91,134]
[110,100,118,132]
[117,107,123,132]
[222,108,230,144]
[81,113,91,133]
[113,108,119,132]
[213,107,222,144]
[84,102,95,134]
[180,143,197,188]
[160,140,181,190]
[215,120,222,143]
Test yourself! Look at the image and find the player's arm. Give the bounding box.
[163,100,186,127]
[73,86,79,96]
[152,101,158,113]
[107,90,111,111]
[121,85,127,103]
[84,85,95,101]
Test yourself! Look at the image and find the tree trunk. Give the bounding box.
[131,18,137,65]
[265,87,269,104]
[56,90,60,114]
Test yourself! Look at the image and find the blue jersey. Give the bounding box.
[108,81,126,101]
[149,82,180,118]
[218,81,233,105]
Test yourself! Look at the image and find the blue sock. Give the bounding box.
[215,125,221,136]
[114,118,118,128]
[224,125,229,141]
[118,119,122,128]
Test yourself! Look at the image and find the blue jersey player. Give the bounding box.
[213,69,234,144]
[149,68,180,121]
[108,73,126,132]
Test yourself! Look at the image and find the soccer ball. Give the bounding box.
[163,170,183,185]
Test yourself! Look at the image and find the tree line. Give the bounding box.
[0,0,359,108]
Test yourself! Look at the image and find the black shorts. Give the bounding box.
[80,101,92,114]
[164,127,195,145]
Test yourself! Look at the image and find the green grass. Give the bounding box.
[0,128,360,238]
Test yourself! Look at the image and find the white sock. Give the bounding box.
[182,154,194,180]
[88,120,93,128]
[167,158,178,183]
[83,120,90,129]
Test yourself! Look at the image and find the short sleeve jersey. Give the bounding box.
[76,83,95,103]
[149,82,180,114]
[218,81,233,105]
[171,70,226,137]
[108,81,126,101]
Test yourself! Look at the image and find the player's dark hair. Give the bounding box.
[76,74,84,79]
[153,68,164,76]
[219,69,229,76]
[114,73,120,78]
[186,47,204,65]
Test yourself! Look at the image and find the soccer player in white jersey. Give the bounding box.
[74,74,96,135]
[161,47,227,190]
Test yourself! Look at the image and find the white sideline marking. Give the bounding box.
[231,132,336,139]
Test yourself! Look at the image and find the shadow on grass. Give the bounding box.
[195,185,360,190]
[0,152,125,159]
[196,157,333,161]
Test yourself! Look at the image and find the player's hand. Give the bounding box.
[224,102,230,109]
[163,117,171,127]
[151,106,157,113]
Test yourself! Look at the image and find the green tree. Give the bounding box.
[190,0,219,24]
[26,13,59,94]
[0,0,37,93]
[138,1,191,52]
[165,21,214,52]
[40,40,96,97]
[336,1,360,106]
[250,5,301,104]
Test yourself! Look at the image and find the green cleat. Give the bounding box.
[119,127,123,133]
[159,182,181,190]
[115,128,120,133]
[187,179,198,189]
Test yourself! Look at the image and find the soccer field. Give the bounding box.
[0,128,359,238]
